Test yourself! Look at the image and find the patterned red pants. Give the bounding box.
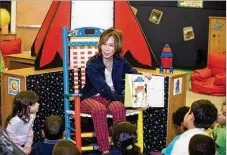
[81,96,126,151]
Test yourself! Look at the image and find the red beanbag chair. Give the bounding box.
[190,68,212,81]
[215,72,226,86]
[190,52,226,96]
[0,38,22,67]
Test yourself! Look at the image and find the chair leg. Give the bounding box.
[75,97,82,151]
[137,110,143,153]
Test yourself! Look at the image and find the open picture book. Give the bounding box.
[124,74,165,108]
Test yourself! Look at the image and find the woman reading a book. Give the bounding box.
[80,27,138,155]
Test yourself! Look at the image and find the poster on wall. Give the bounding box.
[183,26,195,41]
[173,77,182,95]
[149,9,163,24]
[8,77,20,95]
[177,0,203,8]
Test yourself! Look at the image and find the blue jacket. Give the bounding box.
[81,55,138,101]
[30,139,62,155]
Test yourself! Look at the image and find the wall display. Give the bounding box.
[8,77,20,95]
[129,1,225,68]
[149,9,163,24]
[173,77,182,95]
[130,6,138,15]
[177,0,203,8]
[183,26,194,41]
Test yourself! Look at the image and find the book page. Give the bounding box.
[146,76,165,107]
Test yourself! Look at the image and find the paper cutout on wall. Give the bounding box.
[173,77,182,95]
[177,0,203,8]
[183,26,195,41]
[8,77,20,95]
[130,6,138,15]
[213,20,222,31]
[149,9,163,25]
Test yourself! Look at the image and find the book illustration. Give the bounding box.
[125,74,165,108]
[131,76,147,107]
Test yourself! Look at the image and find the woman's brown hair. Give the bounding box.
[98,27,123,58]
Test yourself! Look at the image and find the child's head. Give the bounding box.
[111,121,142,155]
[183,99,217,129]
[43,115,65,140]
[52,141,80,155]
[189,134,216,155]
[172,106,190,134]
[7,91,39,124]
[217,101,226,125]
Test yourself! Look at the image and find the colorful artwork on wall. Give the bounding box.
[173,77,182,95]
[183,26,195,41]
[149,9,163,24]
[8,77,20,95]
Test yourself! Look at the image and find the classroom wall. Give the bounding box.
[16,1,52,51]
[129,1,226,69]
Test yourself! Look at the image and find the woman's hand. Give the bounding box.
[142,72,152,79]
[137,105,149,111]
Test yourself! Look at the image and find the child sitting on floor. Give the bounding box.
[52,140,80,155]
[171,99,217,155]
[161,106,189,155]
[31,115,65,155]
[110,121,142,155]
[189,134,216,155]
[213,102,226,155]
[6,91,39,154]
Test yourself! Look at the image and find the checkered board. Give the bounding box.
[70,37,99,93]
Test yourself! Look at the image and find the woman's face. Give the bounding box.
[101,36,115,59]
